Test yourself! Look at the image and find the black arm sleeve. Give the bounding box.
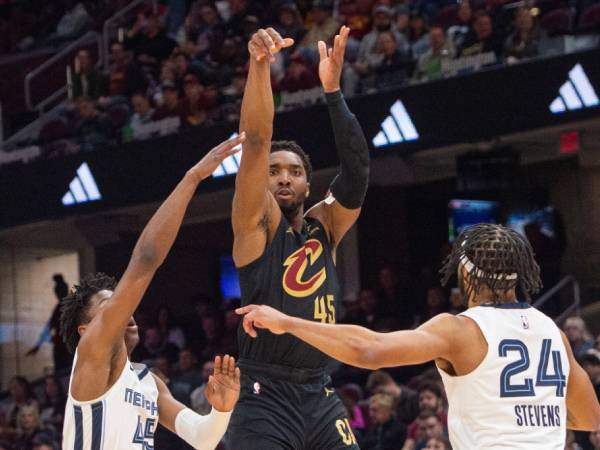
[326,90,370,209]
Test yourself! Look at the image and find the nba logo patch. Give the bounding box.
[253,382,261,395]
[521,315,530,329]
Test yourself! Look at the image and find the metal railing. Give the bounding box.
[533,275,581,324]
[24,31,102,112]
[102,0,157,72]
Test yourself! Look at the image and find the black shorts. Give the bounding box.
[227,359,360,450]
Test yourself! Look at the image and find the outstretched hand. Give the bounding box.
[236,304,291,337]
[205,355,241,413]
[188,133,246,182]
[318,26,350,93]
[248,28,294,62]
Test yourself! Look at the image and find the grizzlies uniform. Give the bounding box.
[63,352,159,450]
[439,303,569,450]
[229,216,359,449]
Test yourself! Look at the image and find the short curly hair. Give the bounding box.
[271,140,313,182]
[60,273,116,354]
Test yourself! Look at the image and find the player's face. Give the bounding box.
[419,389,441,411]
[81,290,140,351]
[268,151,310,215]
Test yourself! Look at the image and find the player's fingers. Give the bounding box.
[228,356,236,377]
[266,27,284,49]
[339,27,349,58]
[219,132,245,153]
[214,355,222,375]
[328,47,333,59]
[222,354,230,374]
[257,29,275,53]
[282,37,295,48]
[236,304,257,315]
[234,367,241,384]
[332,34,341,59]
[243,314,258,338]
[318,41,327,61]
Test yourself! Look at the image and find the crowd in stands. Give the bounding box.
[11,0,598,157]
[1,263,599,449]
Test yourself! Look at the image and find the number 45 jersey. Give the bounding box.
[63,352,159,450]
[439,303,569,450]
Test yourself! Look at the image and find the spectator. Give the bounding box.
[273,3,306,45]
[405,382,448,449]
[395,5,411,37]
[354,288,389,329]
[132,326,179,364]
[405,409,445,450]
[26,274,73,373]
[13,404,57,450]
[197,312,225,361]
[447,0,472,49]
[154,81,181,120]
[418,286,449,324]
[130,91,154,125]
[338,0,373,44]
[581,349,600,399]
[180,3,225,57]
[504,7,540,63]
[414,25,455,82]
[425,436,452,450]
[126,13,177,77]
[172,50,192,90]
[0,376,39,438]
[172,348,203,389]
[157,306,186,349]
[219,300,241,357]
[74,97,114,152]
[360,393,407,450]
[564,317,595,359]
[345,4,408,96]
[223,0,265,40]
[72,50,107,100]
[107,42,145,98]
[459,11,503,59]
[377,265,415,329]
[179,73,216,127]
[366,370,419,424]
[298,0,340,54]
[277,53,320,94]
[190,359,216,415]
[49,0,91,43]
[407,13,430,60]
[39,375,66,431]
[372,29,412,91]
[220,65,247,121]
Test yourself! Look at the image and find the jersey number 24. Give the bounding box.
[498,338,566,398]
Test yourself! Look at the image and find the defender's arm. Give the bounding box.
[237,305,456,370]
[78,137,244,359]
[155,355,240,450]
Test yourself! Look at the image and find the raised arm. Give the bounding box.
[232,29,293,267]
[155,355,240,450]
[236,305,456,370]
[78,136,245,360]
[307,26,370,247]
[561,332,600,431]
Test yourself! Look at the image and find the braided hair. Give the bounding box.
[59,273,116,354]
[440,223,542,304]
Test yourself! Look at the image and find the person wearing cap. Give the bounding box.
[299,0,340,53]
[343,4,408,96]
[179,73,217,127]
[154,81,181,120]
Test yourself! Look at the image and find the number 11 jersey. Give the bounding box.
[439,303,569,450]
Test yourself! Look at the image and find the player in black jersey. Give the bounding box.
[228,26,369,449]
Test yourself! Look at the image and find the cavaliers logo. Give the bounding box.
[282,239,327,297]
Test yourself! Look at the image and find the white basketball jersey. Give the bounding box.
[63,352,159,450]
[438,303,569,450]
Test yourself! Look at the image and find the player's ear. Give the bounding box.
[305,183,310,199]
[78,324,87,337]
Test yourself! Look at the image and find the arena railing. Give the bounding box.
[533,275,581,324]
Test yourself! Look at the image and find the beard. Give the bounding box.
[278,197,304,218]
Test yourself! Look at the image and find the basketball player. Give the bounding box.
[59,135,245,450]
[238,224,600,449]
[229,26,369,449]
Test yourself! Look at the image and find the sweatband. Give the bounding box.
[326,90,370,209]
[175,407,232,450]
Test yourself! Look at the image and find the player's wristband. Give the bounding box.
[175,407,232,450]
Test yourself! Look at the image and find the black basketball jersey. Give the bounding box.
[238,215,342,370]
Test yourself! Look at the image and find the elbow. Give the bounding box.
[132,245,160,271]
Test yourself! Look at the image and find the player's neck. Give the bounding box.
[283,208,305,232]
[469,289,518,307]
